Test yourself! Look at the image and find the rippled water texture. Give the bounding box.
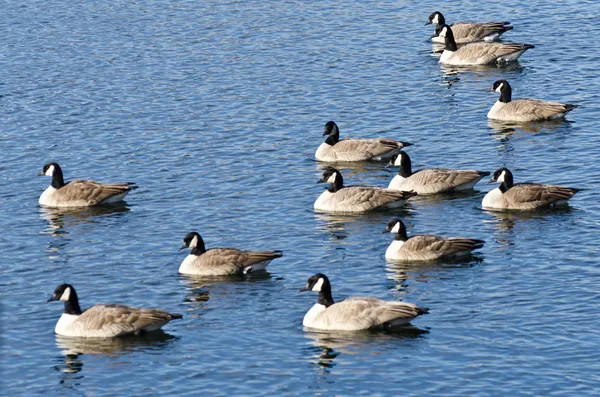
[1,0,599,395]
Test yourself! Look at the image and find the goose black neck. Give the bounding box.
[64,289,82,315]
[398,155,412,178]
[499,84,512,103]
[444,29,458,52]
[499,170,514,193]
[51,167,65,189]
[318,286,334,308]
[327,173,344,193]
[324,130,340,145]
[190,238,207,256]
[394,228,408,242]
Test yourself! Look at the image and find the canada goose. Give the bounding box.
[426,11,512,44]
[315,121,412,162]
[179,232,282,276]
[488,80,579,122]
[299,273,428,331]
[46,284,182,338]
[314,168,416,214]
[39,163,137,208]
[387,151,490,194]
[482,168,580,210]
[383,219,484,262]
[438,25,533,65]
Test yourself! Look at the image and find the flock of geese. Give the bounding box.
[44,11,581,337]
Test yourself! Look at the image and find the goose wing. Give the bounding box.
[411,169,489,190]
[317,297,426,330]
[335,186,415,209]
[403,235,484,255]
[451,22,512,42]
[331,138,408,161]
[61,179,137,205]
[75,304,181,337]
[504,183,579,208]
[194,248,282,274]
[456,42,531,64]
[502,99,578,120]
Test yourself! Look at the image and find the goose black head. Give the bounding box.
[299,273,334,306]
[323,121,340,145]
[389,151,412,177]
[490,168,514,191]
[383,218,408,241]
[47,283,82,315]
[317,167,344,192]
[181,231,206,254]
[40,162,65,188]
[491,80,512,103]
[426,11,445,26]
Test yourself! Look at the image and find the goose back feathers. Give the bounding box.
[39,163,137,208]
[179,232,282,276]
[438,25,533,65]
[384,219,484,262]
[488,80,579,121]
[314,168,416,213]
[427,11,513,44]
[315,121,412,162]
[482,168,580,210]
[300,274,428,331]
[47,284,181,337]
[387,152,489,194]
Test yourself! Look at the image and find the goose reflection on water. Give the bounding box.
[54,331,177,374]
[487,118,574,141]
[40,204,131,236]
[304,327,429,373]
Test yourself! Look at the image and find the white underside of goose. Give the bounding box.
[385,240,405,261]
[303,303,327,327]
[481,188,504,209]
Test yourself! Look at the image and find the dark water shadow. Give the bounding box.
[386,256,483,284]
[313,158,400,174]
[303,326,429,372]
[483,205,577,229]
[53,331,178,374]
[40,203,131,235]
[440,62,526,77]
[487,118,575,140]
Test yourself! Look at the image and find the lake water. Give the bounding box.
[2,0,599,395]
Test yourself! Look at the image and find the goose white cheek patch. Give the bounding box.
[326,173,337,184]
[495,83,504,93]
[312,278,324,292]
[432,15,439,24]
[45,165,55,176]
[390,222,400,233]
[394,156,402,166]
[59,287,71,301]
[189,235,198,249]
[497,171,506,183]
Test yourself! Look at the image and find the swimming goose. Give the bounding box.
[426,11,512,44]
[39,163,137,208]
[488,80,579,122]
[314,168,416,214]
[387,151,490,194]
[47,284,182,338]
[300,273,428,331]
[179,232,283,276]
[315,121,412,162]
[383,218,484,262]
[482,168,580,210]
[438,25,533,65]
